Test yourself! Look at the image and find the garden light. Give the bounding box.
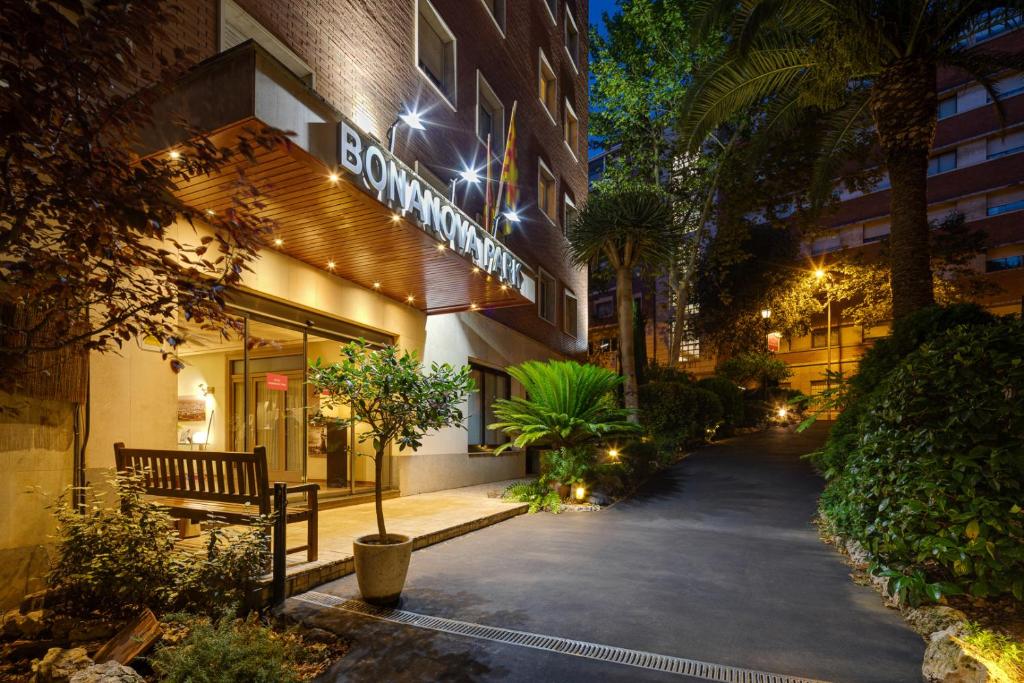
[761,308,771,319]
[608,448,619,459]
[574,485,586,501]
[777,407,788,419]
[814,268,826,280]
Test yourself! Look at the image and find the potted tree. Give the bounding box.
[308,341,472,605]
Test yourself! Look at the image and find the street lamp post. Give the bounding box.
[814,268,833,402]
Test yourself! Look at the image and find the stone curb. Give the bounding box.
[255,503,529,604]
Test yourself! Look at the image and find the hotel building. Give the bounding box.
[588,14,1024,398]
[3,0,588,605]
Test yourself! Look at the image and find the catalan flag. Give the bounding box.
[495,101,518,234]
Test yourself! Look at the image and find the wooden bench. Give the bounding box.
[113,443,318,562]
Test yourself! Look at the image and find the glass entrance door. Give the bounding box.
[250,371,305,482]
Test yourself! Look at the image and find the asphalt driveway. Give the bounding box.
[284,425,924,682]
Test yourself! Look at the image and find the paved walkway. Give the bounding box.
[285,427,925,682]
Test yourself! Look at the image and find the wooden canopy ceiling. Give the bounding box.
[166,119,529,315]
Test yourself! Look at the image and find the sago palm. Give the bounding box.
[567,184,676,417]
[488,360,640,454]
[681,1,1024,320]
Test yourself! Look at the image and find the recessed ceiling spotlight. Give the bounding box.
[273,238,283,247]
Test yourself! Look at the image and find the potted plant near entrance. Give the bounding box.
[308,341,473,605]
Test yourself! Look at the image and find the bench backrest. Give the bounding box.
[113,442,271,514]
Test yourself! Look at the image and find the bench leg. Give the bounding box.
[307,489,318,563]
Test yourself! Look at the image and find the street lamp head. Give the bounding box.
[761,308,771,319]
[398,109,426,131]
[459,167,480,184]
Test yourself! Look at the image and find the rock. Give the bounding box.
[69,662,145,683]
[4,609,51,639]
[68,620,118,644]
[2,639,64,662]
[297,626,337,644]
[21,590,63,615]
[31,647,93,683]
[904,606,969,637]
[844,538,870,566]
[587,492,611,506]
[921,625,989,683]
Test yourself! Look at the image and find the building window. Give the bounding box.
[537,158,557,223]
[563,194,578,235]
[467,364,510,448]
[564,6,580,68]
[220,0,314,86]
[863,220,890,243]
[417,0,457,106]
[937,95,958,119]
[476,71,504,147]
[538,269,557,324]
[927,150,957,175]
[538,49,557,122]
[594,298,614,320]
[542,0,557,23]
[563,99,580,158]
[478,0,506,33]
[986,255,1024,272]
[811,327,840,349]
[987,192,1024,216]
[987,130,1024,159]
[960,8,1023,46]
[563,290,578,337]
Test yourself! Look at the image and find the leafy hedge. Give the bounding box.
[639,381,723,450]
[821,315,1024,601]
[696,377,744,430]
[810,303,995,478]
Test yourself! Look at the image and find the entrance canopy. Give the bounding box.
[143,42,535,315]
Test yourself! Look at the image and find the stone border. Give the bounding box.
[254,503,529,604]
[823,531,989,682]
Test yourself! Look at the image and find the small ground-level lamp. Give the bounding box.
[777,406,789,419]
[814,268,826,280]
[574,485,586,501]
[608,448,620,460]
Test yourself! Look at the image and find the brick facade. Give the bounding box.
[166,0,588,357]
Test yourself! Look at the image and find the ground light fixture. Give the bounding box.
[777,407,788,419]
[608,448,619,459]
[814,268,826,280]
[574,485,586,501]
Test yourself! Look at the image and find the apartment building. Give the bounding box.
[587,13,1023,397]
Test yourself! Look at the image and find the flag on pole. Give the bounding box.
[483,133,493,228]
[494,101,518,235]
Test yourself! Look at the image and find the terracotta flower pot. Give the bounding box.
[353,534,413,606]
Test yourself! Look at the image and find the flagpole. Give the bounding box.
[484,132,493,228]
[492,100,517,236]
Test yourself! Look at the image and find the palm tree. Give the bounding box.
[567,184,676,418]
[681,2,1024,320]
[489,360,640,453]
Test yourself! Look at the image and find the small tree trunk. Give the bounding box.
[616,267,639,421]
[869,58,937,320]
[374,448,387,541]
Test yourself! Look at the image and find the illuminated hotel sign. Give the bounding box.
[338,122,525,291]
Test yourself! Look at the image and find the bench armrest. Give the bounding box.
[284,483,320,495]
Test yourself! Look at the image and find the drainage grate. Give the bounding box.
[294,591,830,683]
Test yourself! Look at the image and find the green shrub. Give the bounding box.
[618,440,661,483]
[50,471,270,617]
[502,480,562,513]
[716,352,791,387]
[829,318,1024,601]
[696,377,743,429]
[540,445,598,487]
[808,304,996,476]
[643,363,694,385]
[639,381,723,450]
[51,471,180,616]
[151,615,298,683]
